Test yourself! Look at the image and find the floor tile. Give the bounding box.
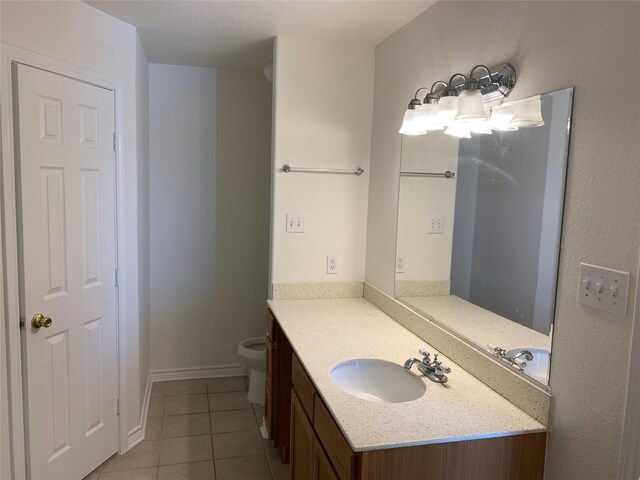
[159,435,213,465]
[210,409,256,434]
[163,413,211,438]
[209,392,251,412]
[212,429,264,459]
[151,382,167,397]
[148,397,165,417]
[215,455,272,480]
[158,460,215,480]
[164,379,207,396]
[100,467,158,480]
[145,416,163,440]
[263,437,289,479]
[206,377,247,393]
[165,394,209,416]
[101,441,160,472]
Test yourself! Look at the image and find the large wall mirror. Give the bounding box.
[395,87,574,387]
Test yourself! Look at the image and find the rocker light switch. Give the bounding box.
[578,263,630,316]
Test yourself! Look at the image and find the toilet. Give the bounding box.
[237,336,267,405]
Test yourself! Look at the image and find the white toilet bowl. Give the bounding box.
[237,336,267,405]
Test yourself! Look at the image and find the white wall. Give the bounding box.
[136,35,150,416]
[149,65,271,370]
[365,2,640,479]
[270,36,374,286]
[0,0,147,450]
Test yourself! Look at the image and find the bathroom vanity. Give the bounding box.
[265,298,547,480]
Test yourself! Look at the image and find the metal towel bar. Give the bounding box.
[282,164,365,176]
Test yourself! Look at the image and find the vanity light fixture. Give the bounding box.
[399,88,428,135]
[437,73,466,127]
[510,96,545,128]
[417,81,448,131]
[400,63,531,137]
[450,65,495,136]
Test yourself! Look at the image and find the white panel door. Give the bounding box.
[14,64,118,480]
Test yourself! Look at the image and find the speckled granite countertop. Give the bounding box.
[267,297,545,452]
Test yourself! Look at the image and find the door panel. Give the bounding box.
[15,63,118,480]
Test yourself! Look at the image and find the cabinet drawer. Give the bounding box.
[314,397,358,480]
[292,354,316,419]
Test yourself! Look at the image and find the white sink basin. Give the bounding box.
[506,347,550,384]
[329,358,426,403]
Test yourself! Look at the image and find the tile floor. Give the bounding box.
[84,377,290,480]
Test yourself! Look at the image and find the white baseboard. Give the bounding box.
[125,364,247,450]
[127,373,152,450]
[149,364,247,382]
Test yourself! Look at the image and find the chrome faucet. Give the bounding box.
[488,344,533,371]
[404,348,451,383]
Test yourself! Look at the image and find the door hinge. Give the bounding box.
[19,317,25,329]
[112,132,117,153]
[117,398,120,416]
[115,269,119,287]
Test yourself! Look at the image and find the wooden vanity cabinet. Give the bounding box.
[269,313,547,480]
[266,309,293,462]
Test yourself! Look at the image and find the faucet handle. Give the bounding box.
[433,354,451,374]
[418,347,431,361]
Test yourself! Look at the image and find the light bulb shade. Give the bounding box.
[454,89,489,123]
[466,120,493,135]
[399,108,427,136]
[444,123,471,138]
[417,103,443,131]
[437,96,459,127]
[489,104,518,131]
[510,97,545,127]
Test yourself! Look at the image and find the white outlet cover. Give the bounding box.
[427,216,444,234]
[327,255,338,274]
[396,256,405,273]
[578,263,630,316]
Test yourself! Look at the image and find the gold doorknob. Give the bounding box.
[32,313,52,329]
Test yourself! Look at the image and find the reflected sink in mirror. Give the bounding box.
[330,359,426,403]
[507,347,550,384]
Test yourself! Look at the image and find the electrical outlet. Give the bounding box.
[286,213,305,233]
[578,263,630,316]
[427,216,444,234]
[327,255,338,274]
[396,256,405,273]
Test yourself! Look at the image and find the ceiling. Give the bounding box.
[85,0,435,70]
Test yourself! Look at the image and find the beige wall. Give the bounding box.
[149,65,271,370]
[0,0,149,455]
[365,2,640,479]
[270,37,374,286]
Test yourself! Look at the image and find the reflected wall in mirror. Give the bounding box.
[395,88,574,386]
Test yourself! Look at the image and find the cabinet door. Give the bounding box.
[290,391,315,480]
[314,438,339,480]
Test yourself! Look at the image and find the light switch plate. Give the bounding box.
[286,213,305,233]
[578,263,630,316]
